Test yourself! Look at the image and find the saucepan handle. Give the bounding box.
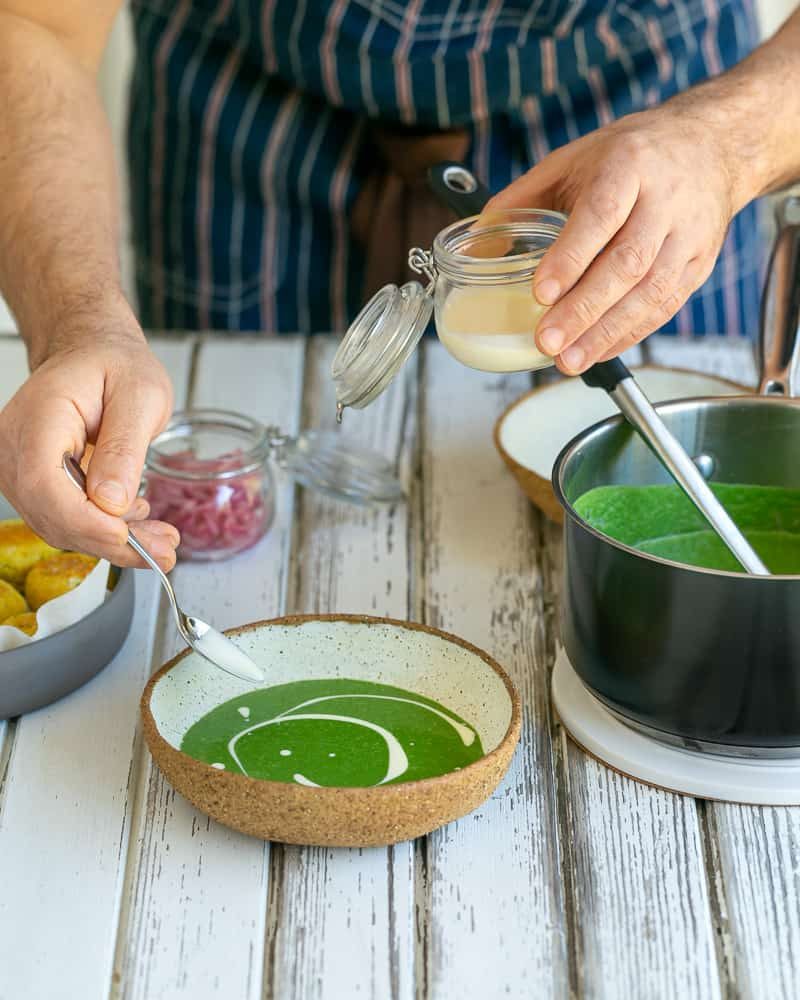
[427,162,494,218]
[758,194,800,397]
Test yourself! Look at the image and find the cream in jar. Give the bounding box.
[438,284,551,372]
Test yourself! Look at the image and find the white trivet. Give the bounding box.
[552,649,800,805]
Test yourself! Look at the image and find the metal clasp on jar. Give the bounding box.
[265,426,291,465]
[408,248,437,289]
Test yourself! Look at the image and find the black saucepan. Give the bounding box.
[553,196,800,754]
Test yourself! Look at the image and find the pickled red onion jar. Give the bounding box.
[143,410,275,562]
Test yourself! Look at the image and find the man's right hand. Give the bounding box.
[0,331,180,571]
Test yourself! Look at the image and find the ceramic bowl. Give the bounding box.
[0,494,135,718]
[494,365,747,523]
[141,614,522,847]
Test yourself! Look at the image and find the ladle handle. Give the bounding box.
[759,194,800,397]
[427,162,494,218]
[577,361,768,573]
[607,382,769,575]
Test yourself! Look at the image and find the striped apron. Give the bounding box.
[128,0,764,339]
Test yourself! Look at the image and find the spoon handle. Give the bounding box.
[61,455,188,633]
[123,529,186,630]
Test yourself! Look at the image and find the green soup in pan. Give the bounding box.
[574,484,800,574]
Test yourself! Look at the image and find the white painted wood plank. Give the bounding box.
[266,337,415,1000]
[652,339,800,1000]
[419,342,569,998]
[551,339,757,999]
[648,338,758,386]
[711,805,800,999]
[0,336,29,405]
[114,339,305,1000]
[559,738,720,998]
[0,334,197,410]
[0,338,194,1000]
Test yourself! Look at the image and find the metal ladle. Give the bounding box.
[63,454,265,683]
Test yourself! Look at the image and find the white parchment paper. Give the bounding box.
[0,558,111,650]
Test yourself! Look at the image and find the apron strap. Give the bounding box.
[352,126,470,300]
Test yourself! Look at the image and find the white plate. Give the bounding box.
[495,366,747,520]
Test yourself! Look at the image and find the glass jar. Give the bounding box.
[332,208,566,417]
[143,411,276,562]
[143,409,405,561]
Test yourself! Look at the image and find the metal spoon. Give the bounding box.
[63,454,265,683]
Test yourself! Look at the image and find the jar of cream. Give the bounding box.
[332,207,565,416]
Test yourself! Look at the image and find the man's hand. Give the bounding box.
[487,106,744,375]
[0,332,180,571]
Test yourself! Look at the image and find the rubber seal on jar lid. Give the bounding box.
[332,281,432,415]
[281,430,404,506]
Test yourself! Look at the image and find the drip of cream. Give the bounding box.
[228,713,409,786]
[271,694,476,746]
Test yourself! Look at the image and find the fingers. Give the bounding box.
[86,372,172,517]
[535,203,668,359]
[553,242,710,374]
[122,497,150,523]
[8,396,179,572]
[532,166,641,312]
[125,520,180,572]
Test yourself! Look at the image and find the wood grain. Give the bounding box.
[419,342,569,998]
[653,340,800,1000]
[0,337,194,1000]
[711,804,800,999]
[265,337,416,1000]
[2,334,797,1000]
[535,340,762,999]
[113,339,304,1000]
[538,518,722,999]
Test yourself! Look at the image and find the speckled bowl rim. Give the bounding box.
[141,613,522,802]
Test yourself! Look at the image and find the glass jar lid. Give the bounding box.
[331,208,566,418]
[145,409,403,506]
[331,282,433,415]
[280,430,404,505]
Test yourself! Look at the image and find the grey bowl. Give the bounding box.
[0,495,135,718]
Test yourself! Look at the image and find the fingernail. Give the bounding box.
[539,328,565,355]
[95,480,128,507]
[535,278,561,306]
[561,346,586,372]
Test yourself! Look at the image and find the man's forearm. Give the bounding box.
[667,8,800,212]
[0,10,139,369]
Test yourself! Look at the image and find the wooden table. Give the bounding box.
[0,332,796,1000]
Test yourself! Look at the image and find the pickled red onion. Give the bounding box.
[144,450,271,559]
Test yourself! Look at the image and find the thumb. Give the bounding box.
[87,377,172,516]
